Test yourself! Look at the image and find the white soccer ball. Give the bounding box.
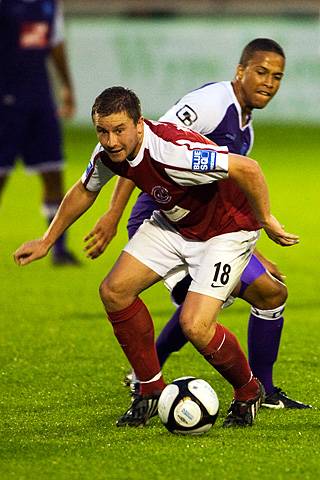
[158,376,219,434]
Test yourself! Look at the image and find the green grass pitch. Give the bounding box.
[1,124,319,479]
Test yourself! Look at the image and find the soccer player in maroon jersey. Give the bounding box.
[88,39,311,409]
[14,87,299,427]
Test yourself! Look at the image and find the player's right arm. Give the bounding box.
[50,1,75,119]
[14,181,99,266]
[84,177,136,259]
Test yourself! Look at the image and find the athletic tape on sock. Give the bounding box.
[250,303,286,320]
[41,202,59,218]
[140,371,162,384]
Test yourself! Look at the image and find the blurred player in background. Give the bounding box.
[87,39,311,409]
[0,0,78,265]
[14,86,299,428]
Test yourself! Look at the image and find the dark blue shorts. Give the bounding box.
[127,192,267,292]
[0,104,63,174]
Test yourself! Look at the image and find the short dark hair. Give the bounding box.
[239,38,285,66]
[91,86,142,124]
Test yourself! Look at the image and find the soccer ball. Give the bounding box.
[158,376,219,434]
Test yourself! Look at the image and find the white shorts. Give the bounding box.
[123,213,260,301]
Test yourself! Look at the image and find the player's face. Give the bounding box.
[236,51,285,109]
[93,111,144,162]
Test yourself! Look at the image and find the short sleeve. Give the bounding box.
[159,83,232,136]
[51,0,64,46]
[81,144,115,191]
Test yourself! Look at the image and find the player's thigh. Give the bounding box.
[188,230,259,302]
[241,270,287,309]
[102,250,162,300]
[237,253,266,295]
[124,216,187,283]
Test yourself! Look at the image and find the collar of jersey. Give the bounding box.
[226,81,252,130]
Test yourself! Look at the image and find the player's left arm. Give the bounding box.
[228,154,299,247]
[50,2,75,118]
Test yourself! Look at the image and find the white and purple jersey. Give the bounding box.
[160,81,254,156]
[0,0,63,108]
[82,119,260,241]
[128,81,255,237]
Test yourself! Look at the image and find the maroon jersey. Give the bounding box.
[82,119,260,240]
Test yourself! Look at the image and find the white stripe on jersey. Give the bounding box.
[144,122,229,174]
[164,168,227,186]
[81,121,229,192]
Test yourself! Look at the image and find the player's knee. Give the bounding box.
[99,278,112,305]
[262,281,288,309]
[179,311,204,343]
[249,279,288,310]
[99,277,127,310]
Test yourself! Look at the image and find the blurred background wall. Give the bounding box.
[61,0,320,124]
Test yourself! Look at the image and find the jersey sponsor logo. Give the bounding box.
[176,104,198,127]
[19,22,49,49]
[192,150,217,171]
[151,185,172,204]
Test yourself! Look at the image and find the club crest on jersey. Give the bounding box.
[192,150,217,171]
[19,22,49,49]
[151,186,172,204]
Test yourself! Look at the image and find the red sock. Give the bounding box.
[200,323,259,401]
[107,298,165,396]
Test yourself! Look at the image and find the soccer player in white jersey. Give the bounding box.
[88,39,311,409]
[14,86,299,427]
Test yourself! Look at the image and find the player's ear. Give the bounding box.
[137,116,144,134]
[235,64,244,80]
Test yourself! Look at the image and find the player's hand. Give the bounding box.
[262,215,299,247]
[13,239,50,266]
[262,258,285,282]
[253,251,285,282]
[59,86,75,119]
[84,212,119,259]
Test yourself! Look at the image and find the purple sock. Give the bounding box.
[248,313,284,395]
[156,305,188,366]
